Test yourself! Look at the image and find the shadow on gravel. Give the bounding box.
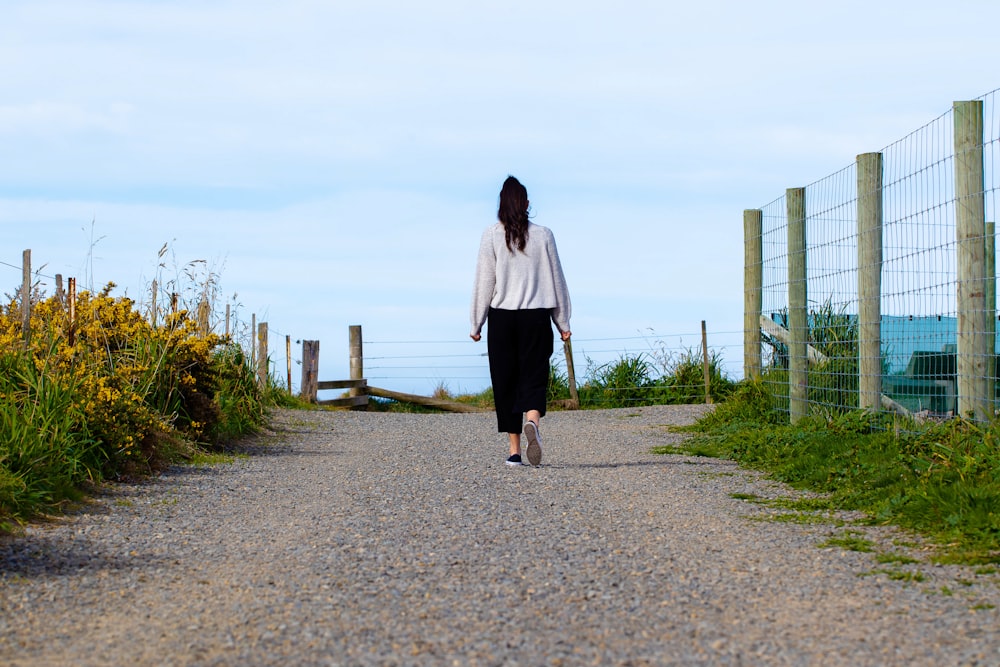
[0,534,169,579]
[221,446,344,459]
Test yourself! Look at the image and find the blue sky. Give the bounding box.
[3,0,999,394]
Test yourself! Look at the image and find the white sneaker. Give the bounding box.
[505,454,524,467]
[524,421,542,467]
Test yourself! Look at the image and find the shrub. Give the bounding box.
[0,282,271,525]
[0,344,102,519]
[211,344,268,442]
[576,347,736,409]
[654,346,736,404]
[580,354,656,408]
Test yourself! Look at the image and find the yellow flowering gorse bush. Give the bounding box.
[1,283,224,468]
[0,277,277,528]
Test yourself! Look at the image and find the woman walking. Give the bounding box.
[470,176,572,467]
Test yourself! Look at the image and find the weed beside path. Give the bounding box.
[0,405,997,666]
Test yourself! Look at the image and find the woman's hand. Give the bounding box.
[470,333,481,342]
[560,330,572,342]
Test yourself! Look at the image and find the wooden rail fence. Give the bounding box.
[299,325,484,412]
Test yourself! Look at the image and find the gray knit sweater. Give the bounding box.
[470,222,572,337]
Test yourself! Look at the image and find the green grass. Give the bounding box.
[663,378,1000,565]
[753,512,842,526]
[0,346,103,520]
[680,441,727,458]
[887,569,927,583]
[561,349,736,409]
[876,551,919,565]
[210,345,272,441]
[729,493,837,515]
[818,531,876,552]
[729,494,842,525]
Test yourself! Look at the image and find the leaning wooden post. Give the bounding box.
[701,320,713,404]
[743,209,763,379]
[954,99,989,421]
[67,278,77,347]
[987,221,996,405]
[300,340,319,402]
[21,249,31,348]
[563,338,580,409]
[349,325,365,409]
[257,321,269,387]
[857,152,884,411]
[286,335,293,393]
[787,187,808,424]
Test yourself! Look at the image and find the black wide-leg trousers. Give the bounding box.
[487,307,554,434]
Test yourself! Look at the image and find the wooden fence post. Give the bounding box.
[197,298,210,337]
[257,321,268,386]
[21,249,30,347]
[171,293,179,315]
[349,325,365,409]
[55,274,64,305]
[857,152,884,411]
[68,278,77,347]
[987,221,996,404]
[301,340,319,402]
[743,210,763,380]
[286,335,292,393]
[787,187,808,424]
[701,320,713,404]
[225,304,231,338]
[151,280,158,327]
[954,99,989,420]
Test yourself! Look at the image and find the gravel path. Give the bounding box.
[1,405,998,666]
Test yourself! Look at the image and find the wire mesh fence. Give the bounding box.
[750,88,1000,421]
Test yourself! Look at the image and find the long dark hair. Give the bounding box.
[497,175,530,253]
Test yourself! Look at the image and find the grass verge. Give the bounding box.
[656,379,1000,565]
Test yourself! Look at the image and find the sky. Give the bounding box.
[3,0,1000,395]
